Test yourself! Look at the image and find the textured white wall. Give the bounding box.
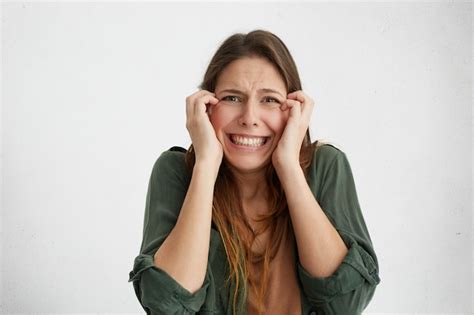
[2,1,472,314]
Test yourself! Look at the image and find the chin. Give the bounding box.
[223,155,272,174]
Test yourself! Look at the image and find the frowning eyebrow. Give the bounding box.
[217,88,284,98]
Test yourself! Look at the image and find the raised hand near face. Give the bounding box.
[271,90,315,172]
[185,90,223,171]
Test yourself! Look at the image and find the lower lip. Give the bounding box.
[226,134,270,152]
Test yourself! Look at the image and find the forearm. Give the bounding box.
[277,164,348,278]
[154,162,217,294]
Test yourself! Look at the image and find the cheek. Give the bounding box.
[264,110,289,135]
[209,116,220,135]
[209,107,231,132]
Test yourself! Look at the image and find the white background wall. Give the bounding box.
[2,1,472,314]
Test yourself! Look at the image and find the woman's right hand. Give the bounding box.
[185,90,223,171]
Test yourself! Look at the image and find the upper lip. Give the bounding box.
[227,133,270,138]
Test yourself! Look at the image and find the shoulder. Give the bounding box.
[306,140,352,184]
[305,141,352,199]
[151,146,190,184]
[154,146,187,166]
[312,141,346,167]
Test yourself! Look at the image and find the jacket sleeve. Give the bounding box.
[297,147,381,315]
[128,150,211,314]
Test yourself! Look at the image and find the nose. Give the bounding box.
[238,101,259,127]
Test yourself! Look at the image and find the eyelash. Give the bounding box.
[222,96,280,104]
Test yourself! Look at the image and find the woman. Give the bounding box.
[129,30,381,315]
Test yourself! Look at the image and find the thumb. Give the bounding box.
[206,104,213,115]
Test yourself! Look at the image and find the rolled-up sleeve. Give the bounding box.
[129,253,211,314]
[128,150,210,314]
[299,146,381,314]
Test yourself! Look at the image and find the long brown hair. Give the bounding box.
[185,30,322,315]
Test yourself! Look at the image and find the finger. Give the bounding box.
[195,93,218,116]
[186,90,210,118]
[288,100,301,121]
[282,99,301,112]
[301,100,314,126]
[288,90,314,122]
[288,90,314,106]
[185,95,193,120]
[287,90,307,103]
[206,96,219,115]
[280,99,292,111]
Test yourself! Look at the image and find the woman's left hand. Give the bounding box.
[272,90,315,172]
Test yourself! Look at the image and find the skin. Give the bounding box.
[210,56,289,202]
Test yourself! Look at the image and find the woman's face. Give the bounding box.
[210,56,289,174]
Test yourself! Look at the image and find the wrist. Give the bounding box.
[275,161,303,184]
[194,159,221,178]
[273,156,300,173]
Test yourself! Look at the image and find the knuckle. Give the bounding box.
[186,122,194,131]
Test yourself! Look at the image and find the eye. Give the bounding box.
[263,97,280,104]
[222,95,240,102]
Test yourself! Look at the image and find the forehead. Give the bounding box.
[216,57,287,92]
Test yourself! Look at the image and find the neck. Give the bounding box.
[230,165,269,202]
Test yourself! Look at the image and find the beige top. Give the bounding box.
[246,225,301,315]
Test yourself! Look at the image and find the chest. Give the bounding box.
[246,227,302,315]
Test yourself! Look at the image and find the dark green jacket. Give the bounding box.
[128,144,381,315]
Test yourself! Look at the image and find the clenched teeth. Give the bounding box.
[230,135,267,147]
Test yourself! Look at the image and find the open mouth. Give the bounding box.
[227,134,269,147]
